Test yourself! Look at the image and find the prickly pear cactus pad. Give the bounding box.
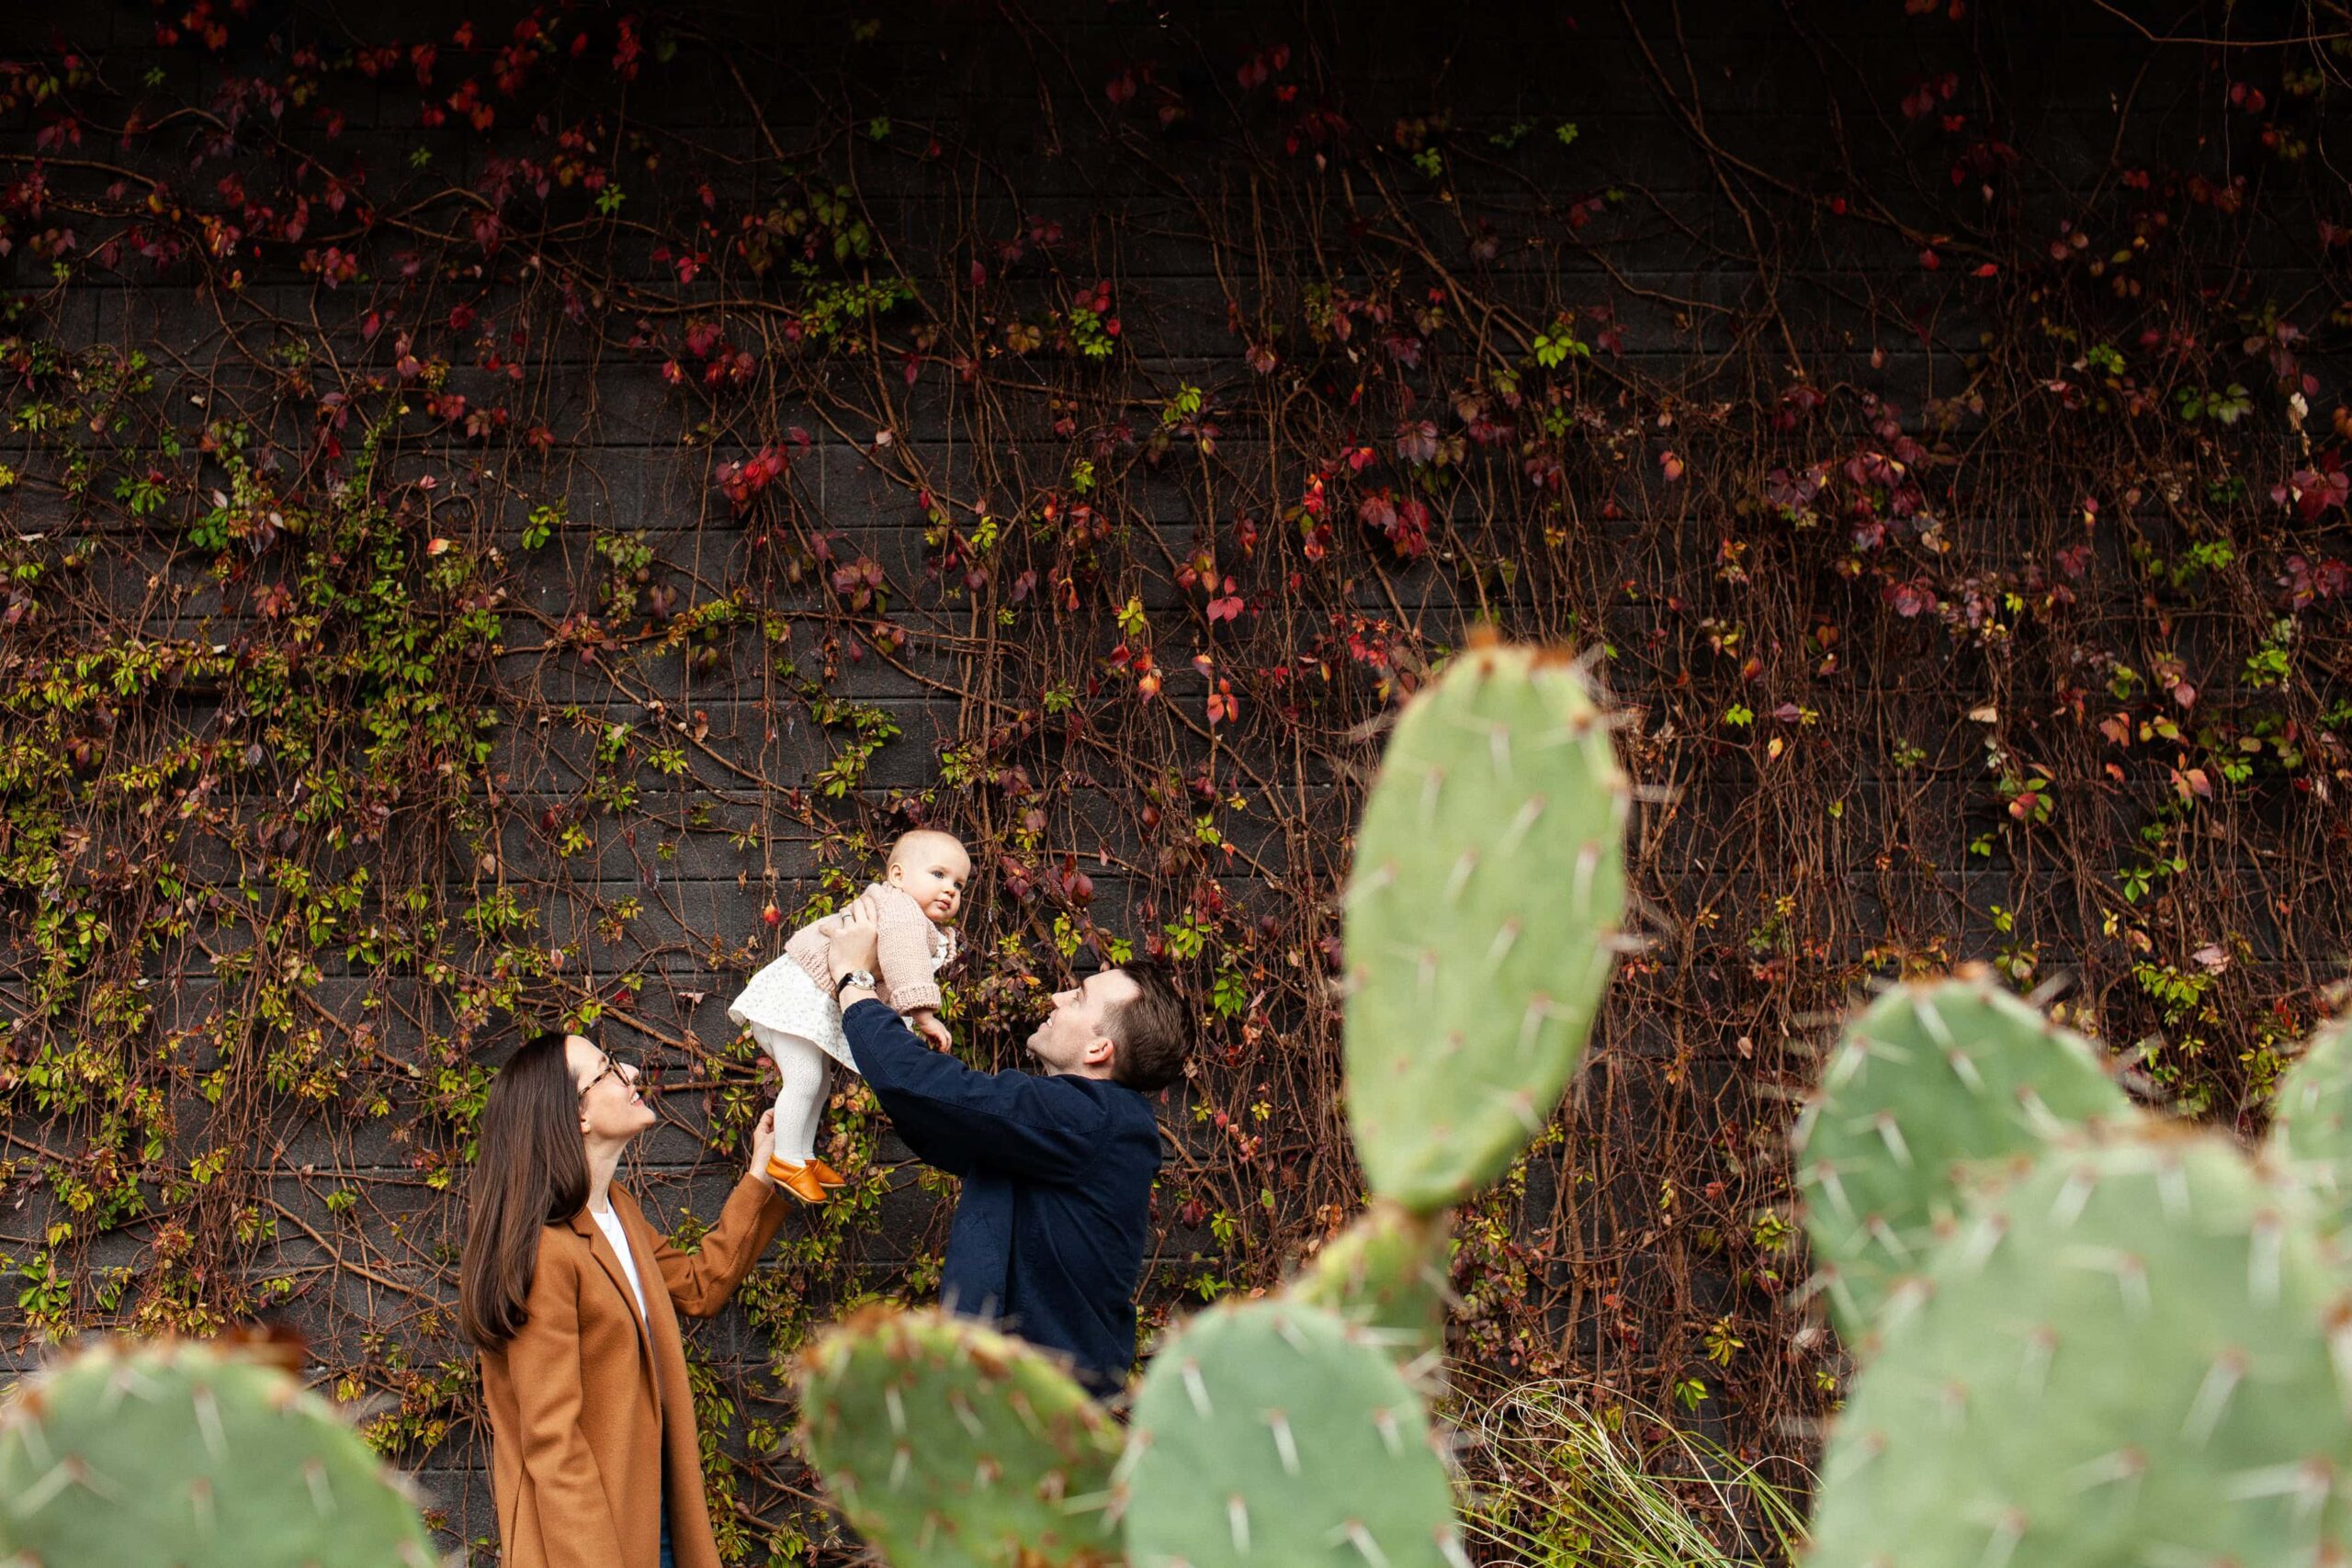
[795,1307,1123,1568]
[1805,1128,2352,1568]
[2271,1015,2352,1224]
[1285,1199,1452,1359]
[1794,970,2135,1345]
[1122,1299,1466,1568]
[1343,638,1631,1212]
[0,1336,437,1568]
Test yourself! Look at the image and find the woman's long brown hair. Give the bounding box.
[458,1032,590,1349]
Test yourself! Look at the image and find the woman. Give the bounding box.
[459,1031,790,1568]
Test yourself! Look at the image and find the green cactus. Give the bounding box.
[1343,637,1631,1212]
[0,1336,437,1568]
[795,1307,1123,1568]
[1804,1125,2352,1568]
[2269,1013,2352,1224]
[1793,968,2136,1346]
[1121,1298,1466,1568]
[1284,1199,1451,1359]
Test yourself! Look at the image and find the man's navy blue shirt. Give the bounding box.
[843,998,1163,1393]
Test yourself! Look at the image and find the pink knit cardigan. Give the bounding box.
[782,882,955,1013]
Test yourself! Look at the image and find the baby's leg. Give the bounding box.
[769,1032,831,1164]
[791,1055,833,1166]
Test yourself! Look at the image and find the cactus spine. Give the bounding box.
[0,1336,438,1568]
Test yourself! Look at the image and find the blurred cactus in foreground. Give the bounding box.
[2270,1013,2352,1228]
[0,1335,437,1568]
[795,1307,1123,1568]
[1120,1300,1466,1568]
[1796,967,2352,1568]
[1340,639,1630,1212]
[1804,1125,2352,1568]
[1284,1199,1452,1359]
[1793,969,2138,1347]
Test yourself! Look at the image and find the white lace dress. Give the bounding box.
[729,949,860,1072]
[726,955,855,1070]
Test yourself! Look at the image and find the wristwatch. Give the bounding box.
[834,967,876,998]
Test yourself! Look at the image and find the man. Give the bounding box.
[824,903,1189,1394]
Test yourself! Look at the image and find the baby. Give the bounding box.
[728,829,967,1203]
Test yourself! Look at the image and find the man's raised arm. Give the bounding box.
[842,999,1103,1183]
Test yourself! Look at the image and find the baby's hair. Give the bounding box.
[886,828,967,872]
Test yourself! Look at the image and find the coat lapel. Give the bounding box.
[568,1206,654,1360]
[610,1191,681,1341]
[608,1191,680,1418]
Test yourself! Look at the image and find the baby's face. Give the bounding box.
[888,840,970,923]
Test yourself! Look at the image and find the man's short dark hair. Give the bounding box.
[1103,956,1189,1092]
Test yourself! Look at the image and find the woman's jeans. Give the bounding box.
[659,1511,675,1568]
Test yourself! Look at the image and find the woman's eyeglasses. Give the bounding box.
[577,1046,656,1103]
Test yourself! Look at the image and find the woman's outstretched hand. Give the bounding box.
[748,1108,778,1187]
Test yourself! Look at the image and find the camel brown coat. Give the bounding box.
[479,1172,791,1568]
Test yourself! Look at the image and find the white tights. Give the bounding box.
[759,1028,833,1165]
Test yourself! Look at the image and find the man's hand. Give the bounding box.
[825,897,883,980]
[912,1010,953,1051]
